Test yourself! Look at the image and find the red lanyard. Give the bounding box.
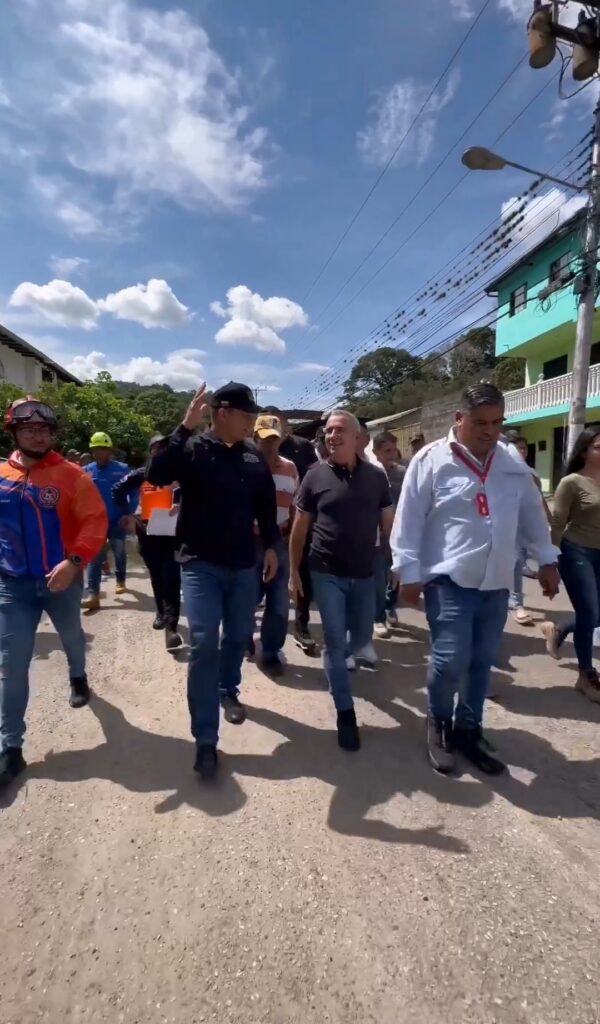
[449,443,495,517]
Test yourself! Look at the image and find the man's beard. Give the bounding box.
[18,445,50,461]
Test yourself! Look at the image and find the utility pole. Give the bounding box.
[567,102,600,455]
[527,2,600,455]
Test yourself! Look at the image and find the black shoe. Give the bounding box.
[69,675,90,709]
[221,693,247,725]
[153,614,166,630]
[165,629,183,651]
[193,744,218,781]
[246,637,256,658]
[294,627,316,655]
[261,655,284,678]
[426,715,455,773]
[337,708,360,751]
[0,747,26,787]
[453,726,506,775]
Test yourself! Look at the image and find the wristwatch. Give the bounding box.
[68,554,84,567]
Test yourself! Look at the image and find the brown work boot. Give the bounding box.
[426,715,455,774]
[541,621,561,660]
[575,668,600,703]
[81,594,101,612]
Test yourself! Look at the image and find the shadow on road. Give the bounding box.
[24,694,247,818]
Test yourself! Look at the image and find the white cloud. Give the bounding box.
[5,0,270,234]
[499,0,578,26]
[215,319,286,354]
[212,284,308,354]
[8,276,192,330]
[501,187,586,255]
[98,278,192,329]
[450,0,474,21]
[357,69,460,168]
[292,361,331,372]
[67,347,206,391]
[9,279,100,329]
[49,255,88,278]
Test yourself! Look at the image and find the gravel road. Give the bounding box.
[1,567,599,1024]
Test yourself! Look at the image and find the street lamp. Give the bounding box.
[461,146,587,193]
[462,131,600,460]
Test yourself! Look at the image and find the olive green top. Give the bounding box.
[551,473,600,550]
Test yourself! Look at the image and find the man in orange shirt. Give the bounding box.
[113,434,182,651]
[0,398,107,786]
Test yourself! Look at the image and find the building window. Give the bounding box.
[509,284,527,316]
[543,354,568,380]
[41,367,55,383]
[591,341,600,366]
[0,359,4,380]
[549,251,572,283]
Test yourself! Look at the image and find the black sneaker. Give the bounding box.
[0,747,26,787]
[69,675,90,709]
[294,627,316,655]
[426,715,455,773]
[261,654,284,678]
[246,638,256,658]
[337,708,360,751]
[153,614,166,630]
[165,629,183,651]
[453,726,506,775]
[221,693,247,725]
[193,744,218,781]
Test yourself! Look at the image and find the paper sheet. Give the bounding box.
[146,508,177,537]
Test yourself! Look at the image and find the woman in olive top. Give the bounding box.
[548,428,600,702]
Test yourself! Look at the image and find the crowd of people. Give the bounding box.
[0,380,598,787]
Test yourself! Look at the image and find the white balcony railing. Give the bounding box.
[504,363,600,418]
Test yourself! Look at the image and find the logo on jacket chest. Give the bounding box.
[38,485,60,508]
[243,452,259,464]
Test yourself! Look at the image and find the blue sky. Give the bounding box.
[0,0,595,405]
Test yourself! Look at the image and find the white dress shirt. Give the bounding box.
[391,429,557,591]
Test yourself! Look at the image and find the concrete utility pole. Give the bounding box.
[567,102,600,455]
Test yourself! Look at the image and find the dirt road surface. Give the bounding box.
[1,566,599,1024]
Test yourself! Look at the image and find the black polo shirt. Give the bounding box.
[296,458,393,578]
[279,433,318,481]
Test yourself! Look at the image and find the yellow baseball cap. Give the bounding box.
[255,414,282,440]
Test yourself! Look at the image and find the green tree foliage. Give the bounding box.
[341,347,422,405]
[129,387,191,437]
[0,374,155,461]
[341,326,525,420]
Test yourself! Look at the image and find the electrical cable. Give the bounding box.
[299,0,494,305]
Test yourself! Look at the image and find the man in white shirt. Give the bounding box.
[391,383,559,776]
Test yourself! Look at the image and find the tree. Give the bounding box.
[494,357,525,392]
[341,347,423,405]
[448,326,496,382]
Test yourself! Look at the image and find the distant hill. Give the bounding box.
[114,381,195,399]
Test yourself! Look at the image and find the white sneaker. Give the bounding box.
[345,655,356,671]
[374,622,390,639]
[356,643,378,668]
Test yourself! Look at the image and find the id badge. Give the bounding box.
[476,492,489,517]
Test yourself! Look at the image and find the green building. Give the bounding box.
[487,208,600,493]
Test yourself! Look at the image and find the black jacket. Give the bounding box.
[147,426,278,570]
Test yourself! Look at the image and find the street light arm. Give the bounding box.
[501,157,588,193]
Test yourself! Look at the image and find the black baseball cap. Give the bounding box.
[211,381,260,414]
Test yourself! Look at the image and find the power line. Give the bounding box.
[290,131,590,404]
[299,0,494,305]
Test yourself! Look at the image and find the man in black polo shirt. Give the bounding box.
[289,409,394,751]
[263,406,318,655]
[148,382,278,780]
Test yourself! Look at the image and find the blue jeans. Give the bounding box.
[0,574,86,751]
[373,548,397,623]
[182,560,258,745]
[256,539,290,658]
[508,547,526,609]
[558,539,600,672]
[88,524,127,594]
[424,575,508,728]
[312,572,375,711]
